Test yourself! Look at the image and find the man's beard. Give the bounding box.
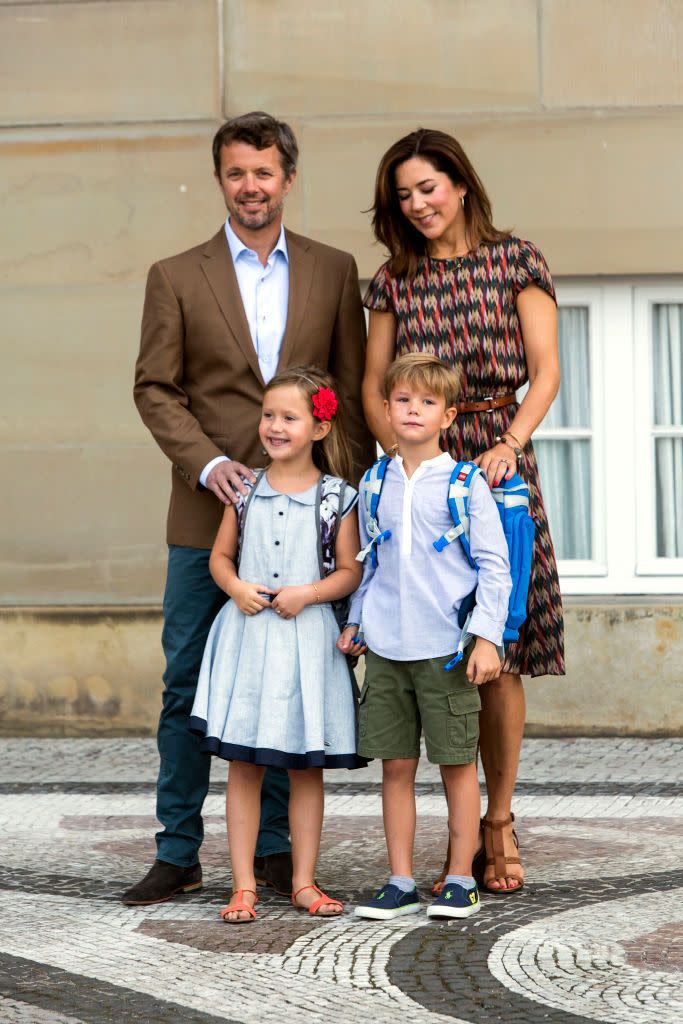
[232,197,284,231]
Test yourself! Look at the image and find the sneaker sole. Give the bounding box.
[121,880,202,906]
[354,902,422,920]
[426,901,480,920]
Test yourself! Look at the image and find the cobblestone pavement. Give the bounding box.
[0,738,681,1023]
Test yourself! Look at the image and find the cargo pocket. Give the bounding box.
[446,687,481,748]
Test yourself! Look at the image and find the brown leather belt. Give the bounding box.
[456,393,517,414]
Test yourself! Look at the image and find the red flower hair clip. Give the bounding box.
[311,386,338,422]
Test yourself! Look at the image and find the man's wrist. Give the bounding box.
[200,454,230,488]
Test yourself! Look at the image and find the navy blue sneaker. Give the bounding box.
[354,883,421,920]
[427,881,480,919]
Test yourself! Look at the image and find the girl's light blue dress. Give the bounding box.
[189,474,365,769]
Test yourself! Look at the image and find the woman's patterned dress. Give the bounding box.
[364,237,565,677]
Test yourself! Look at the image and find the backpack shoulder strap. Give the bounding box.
[317,474,347,578]
[490,472,531,513]
[432,460,481,569]
[357,455,393,566]
[236,469,266,566]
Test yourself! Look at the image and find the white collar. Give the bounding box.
[394,450,451,471]
[224,217,289,264]
[256,472,317,506]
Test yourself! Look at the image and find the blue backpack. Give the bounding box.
[357,455,535,669]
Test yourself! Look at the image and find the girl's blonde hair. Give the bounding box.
[384,353,462,408]
[263,366,355,482]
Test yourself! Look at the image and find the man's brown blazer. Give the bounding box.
[134,226,375,549]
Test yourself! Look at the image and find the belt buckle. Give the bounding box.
[483,395,494,413]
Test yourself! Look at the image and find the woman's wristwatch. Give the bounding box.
[495,434,523,460]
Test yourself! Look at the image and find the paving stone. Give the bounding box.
[0,738,681,1023]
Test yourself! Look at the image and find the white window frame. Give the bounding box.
[537,284,607,582]
[555,278,683,596]
[361,276,683,595]
[634,285,683,577]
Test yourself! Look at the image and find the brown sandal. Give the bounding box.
[219,888,259,923]
[481,813,524,895]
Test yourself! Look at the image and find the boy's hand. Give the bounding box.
[466,637,502,685]
[337,625,367,655]
[231,581,277,616]
[271,586,311,620]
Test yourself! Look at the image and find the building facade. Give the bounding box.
[1,0,682,734]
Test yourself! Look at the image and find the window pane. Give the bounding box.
[652,304,683,426]
[543,306,590,429]
[655,437,683,557]
[535,439,592,560]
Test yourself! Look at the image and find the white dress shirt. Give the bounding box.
[200,217,290,486]
[347,452,512,661]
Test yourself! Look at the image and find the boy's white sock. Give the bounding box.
[444,874,476,889]
[389,874,416,892]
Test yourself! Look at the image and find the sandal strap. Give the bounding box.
[482,813,515,830]
[232,888,258,899]
[291,883,323,906]
[483,815,520,878]
[292,883,343,915]
[308,893,343,916]
[220,888,258,920]
[485,856,521,867]
[220,902,256,920]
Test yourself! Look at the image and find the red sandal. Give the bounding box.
[292,884,343,918]
[219,888,259,923]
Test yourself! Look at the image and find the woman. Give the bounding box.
[362,128,564,895]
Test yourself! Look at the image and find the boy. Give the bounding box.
[338,353,512,919]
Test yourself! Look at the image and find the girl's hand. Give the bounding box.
[473,442,517,488]
[231,581,277,616]
[271,586,312,620]
[337,625,367,655]
[466,638,503,685]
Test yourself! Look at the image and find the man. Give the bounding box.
[125,112,373,905]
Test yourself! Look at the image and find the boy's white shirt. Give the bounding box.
[347,451,512,661]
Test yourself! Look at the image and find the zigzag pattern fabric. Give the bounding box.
[364,237,565,677]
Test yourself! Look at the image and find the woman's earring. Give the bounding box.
[461,195,466,208]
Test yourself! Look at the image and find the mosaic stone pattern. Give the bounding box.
[0,738,681,1023]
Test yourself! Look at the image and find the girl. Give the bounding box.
[189,366,363,923]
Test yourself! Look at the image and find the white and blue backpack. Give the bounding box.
[357,455,536,670]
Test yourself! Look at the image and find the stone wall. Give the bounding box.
[1,600,682,736]
[1,1,682,733]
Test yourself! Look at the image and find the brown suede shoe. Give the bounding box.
[253,852,293,896]
[121,859,202,906]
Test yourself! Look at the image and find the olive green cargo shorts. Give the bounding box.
[358,649,481,765]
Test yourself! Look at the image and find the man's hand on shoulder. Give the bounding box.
[206,461,256,505]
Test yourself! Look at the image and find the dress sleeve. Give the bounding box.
[363,262,395,313]
[341,484,359,519]
[513,240,556,303]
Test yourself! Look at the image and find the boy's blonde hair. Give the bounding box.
[384,353,462,408]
